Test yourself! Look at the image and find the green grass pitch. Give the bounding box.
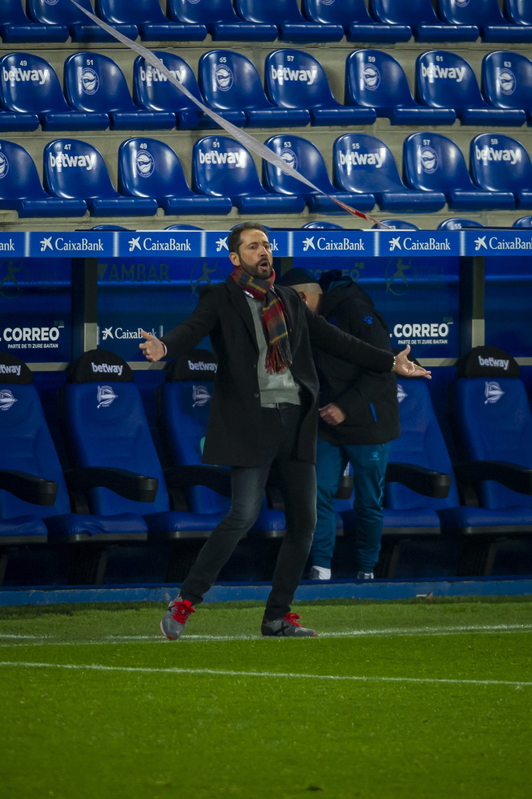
[1,597,531,799]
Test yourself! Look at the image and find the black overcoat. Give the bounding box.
[161,277,394,467]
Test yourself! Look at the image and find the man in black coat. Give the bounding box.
[279,268,400,581]
[140,224,429,639]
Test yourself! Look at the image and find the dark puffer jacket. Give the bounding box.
[315,277,400,446]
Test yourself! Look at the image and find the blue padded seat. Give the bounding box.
[64,53,175,131]
[168,0,277,41]
[193,135,305,214]
[235,0,344,42]
[470,133,532,209]
[96,0,207,40]
[513,216,532,227]
[0,53,108,132]
[371,220,420,229]
[303,0,411,42]
[199,50,310,128]
[438,218,484,230]
[403,132,515,210]
[164,224,203,230]
[370,0,478,41]
[27,0,138,42]
[346,49,456,125]
[505,0,532,27]
[263,134,375,213]
[265,49,376,126]
[0,0,69,42]
[334,133,446,213]
[44,138,157,217]
[438,0,532,42]
[482,51,532,126]
[0,139,86,217]
[118,137,232,215]
[300,221,345,229]
[416,50,525,126]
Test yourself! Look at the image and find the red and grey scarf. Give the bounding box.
[231,267,292,374]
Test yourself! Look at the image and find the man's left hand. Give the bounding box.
[319,403,347,426]
[394,346,432,379]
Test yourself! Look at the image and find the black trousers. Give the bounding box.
[180,404,316,620]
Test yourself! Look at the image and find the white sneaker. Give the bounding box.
[309,565,331,580]
[357,571,374,580]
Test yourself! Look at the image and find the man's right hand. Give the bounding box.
[139,330,165,362]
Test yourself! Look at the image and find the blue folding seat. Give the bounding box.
[27,0,137,42]
[346,49,456,125]
[513,216,532,227]
[64,53,175,131]
[0,139,86,217]
[0,53,108,132]
[370,0,478,42]
[168,0,277,41]
[403,132,515,210]
[505,0,532,27]
[96,0,207,40]
[89,224,130,230]
[333,133,445,213]
[303,0,411,43]
[438,218,484,230]
[263,134,374,214]
[300,221,345,229]
[43,138,157,217]
[371,220,420,229]
[416,50,525,126]
[199,50,309,128]
[118,137,232,215]
[482,51,532,126]
[470,133,532,209]
[235,0,344,41]
[438,0,532,42]
[164,223,203,230]
[0,0,69,42]
[265,49,376,126]
[192,135,305,214]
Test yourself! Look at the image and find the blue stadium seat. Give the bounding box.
[438,0,532,42]
[403,132,515,210]
[168,0,277,41]
[0,139,86,217]
[416,50,525,126]
[118,138,232,215]
[265,49,376,126]
[164,224,203,230]
[300,221,345,229]
[513,216,532,227]
[482,51,532,126]
[27,0,137,42]
[235,0,344,41]
[303,0,411,43]
[192,135,305,214]
[0,108,38,133]
[64,53,175,131]
[370,0,478,42]
[44,138,157,217]
[96,0,207,40]
[0,0,69,42]
[345,49,456,125]
[134,52,223,130]
[438,218,484,230]
[470,133,532,208]
[333,133,445,213]
[89,224,130,230]
[263,134,375,213]
[199,50,309,128]
[505,0,532,27]
[0,53,108,132]
[371,220,420,229]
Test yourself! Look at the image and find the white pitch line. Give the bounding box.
[0,660,530,688]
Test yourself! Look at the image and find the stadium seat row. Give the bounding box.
[3,130,532,218]
[3,48,532,133]
[4,0,532,44]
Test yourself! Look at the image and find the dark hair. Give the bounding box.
[228,223,269,254]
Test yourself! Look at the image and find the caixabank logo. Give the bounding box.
[119,234,200,256]
[466,232,532,254]
[0,324,65,350]
[30,234,110,257]
[205,232,288,258]
[380,232,459,256]
[293,232,372,257]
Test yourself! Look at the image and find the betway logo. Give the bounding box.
[91,363,123,376]
[188,360,217,372]
[199,150,245,168]
[49,153,97,171]
[270,66,318,85]
[474,145,521,165]
[478,356,510,371]
[338,150,385,169]
[421,64,466,83]
[138,65,186,86]
[2,67,50,85]
[0,364,21,376]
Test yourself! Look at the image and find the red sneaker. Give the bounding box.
[160,597,195,640]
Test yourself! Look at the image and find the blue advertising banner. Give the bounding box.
[204,230,291,258]
[114,231,202,258]
[27,232,114,258]
[461,229,532,256]
[0,233,26,258]
[375,231,460,258]
[292,231,374,258]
